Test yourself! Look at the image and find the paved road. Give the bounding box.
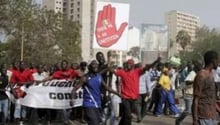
[135,114,192,125]
[6,114,192,125]
[6,93,192,125]
[63,114,192,125]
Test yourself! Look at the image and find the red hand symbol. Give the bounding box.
[95,4,128,48]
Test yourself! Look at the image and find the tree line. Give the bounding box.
[177,26,220,64]
[0,0,81,65]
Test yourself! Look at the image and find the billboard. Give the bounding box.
[140,24,168,52]
[140,24,168,63]
[93,2,130,50]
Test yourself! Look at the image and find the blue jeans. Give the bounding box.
[175,97,192,125]
[110,96,120,125]
[199,119,217,125]
[14,100,26,119]
[0,99,8,123]
[154,89,179,115]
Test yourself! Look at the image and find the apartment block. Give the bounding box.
[43,0,111,61]
[165,10,200,42]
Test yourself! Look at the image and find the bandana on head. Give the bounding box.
[88,58,98,66]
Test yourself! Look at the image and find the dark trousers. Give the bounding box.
[84,107,101,125]
[37,109,52,122]
[149,87,159,111]
[9,102,15,122]
[135,94,147,121]
[119,99,135,125]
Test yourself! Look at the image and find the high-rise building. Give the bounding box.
[165,10,200,55]
[43,0,91,61]
[43,0,109,61]
[165,10,200,42]
[43,0,64,13]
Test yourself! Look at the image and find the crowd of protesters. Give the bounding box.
[0,50,220,125]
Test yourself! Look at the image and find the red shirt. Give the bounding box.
[115,68,142,99]
[29,68,37,74]
[10,69,34,84]
[52,69,78,80]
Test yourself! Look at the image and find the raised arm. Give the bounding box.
[142,57,161,72]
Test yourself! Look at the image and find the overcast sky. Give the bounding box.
[111,0,220,28]
[36,0,220,28]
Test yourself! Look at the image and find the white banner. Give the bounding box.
[93,2,130,50]
[6,80,83,109]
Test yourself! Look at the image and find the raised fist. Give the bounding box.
[95,4,128,47]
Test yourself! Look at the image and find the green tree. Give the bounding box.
[183,26,220,63]
[176,30,191,50]
[0,0,81,65]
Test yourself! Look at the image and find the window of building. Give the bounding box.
[77,1,80,6]
[56,1,58,3]
[71,9,74,14]
[59,2,61,4]
[77,14,80,18]
[63,8,66,12]
[71,3,74,7]
[56,7,58,9]
[77,8,80,12]
[63,2,66,6]
[71,15,74,20]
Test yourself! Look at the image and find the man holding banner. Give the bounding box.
[32,64,50,125]
[41,60,79,125]
[10,61,34,125]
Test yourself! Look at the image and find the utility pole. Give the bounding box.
[21,22,24,61]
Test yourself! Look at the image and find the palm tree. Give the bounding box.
[176,30,191,50]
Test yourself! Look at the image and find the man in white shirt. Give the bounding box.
[32,64,49,125]
[110,74,121,125]
[135,64,151,123]
[175,64,201,125]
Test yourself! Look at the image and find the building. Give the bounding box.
[127,26,140,63]
[127,26,140,50]
[43,0,109,61]
[139,24,168,63]
[165,10,200,55]
[43,0,64,13]
[165,10,200,42]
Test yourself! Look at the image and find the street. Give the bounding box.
[69,114,192,125]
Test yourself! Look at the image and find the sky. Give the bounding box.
[110,0,220,29]
[34,0,220,29]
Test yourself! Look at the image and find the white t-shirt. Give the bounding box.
[184,70,196,96]
[111,74,121,103]
[170,69,178,90]
[7,70,13,82]
[213,66,220,82]
[32,72,48,81]
[139,71,151,94]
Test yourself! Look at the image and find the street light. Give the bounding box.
[21,22,24,61]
